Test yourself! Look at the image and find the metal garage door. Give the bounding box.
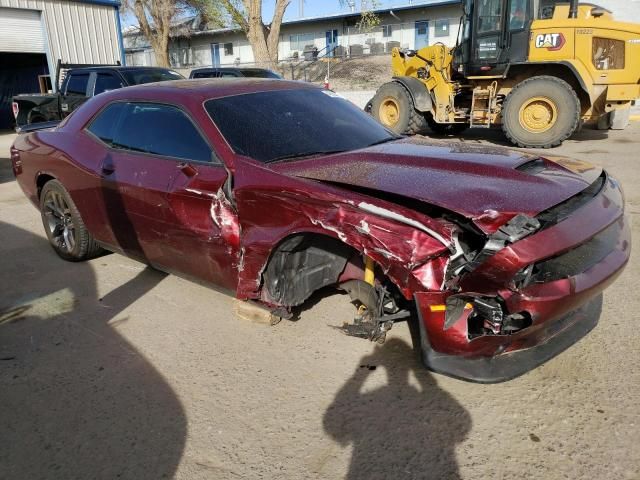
[0,8,45,53]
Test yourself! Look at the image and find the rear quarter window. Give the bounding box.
[87,103,126,144]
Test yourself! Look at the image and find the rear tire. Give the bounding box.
[502,75,580,148]
[39,179,103,262]
[371,82,427,135]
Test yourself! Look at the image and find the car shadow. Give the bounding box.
[324,338,471,480]
[0,220,186,479]
[0,157,15,185]
[419,124,610,149]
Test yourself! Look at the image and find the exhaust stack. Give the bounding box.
[569,0,579,18]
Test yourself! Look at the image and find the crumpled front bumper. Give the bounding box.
[413,174,631,383]
[416,294,603,383]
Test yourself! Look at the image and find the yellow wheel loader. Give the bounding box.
[369,0,640,148]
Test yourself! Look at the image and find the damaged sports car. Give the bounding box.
[11,79,630,382]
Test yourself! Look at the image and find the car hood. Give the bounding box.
[271,138,603,233]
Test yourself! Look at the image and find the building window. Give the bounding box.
[434,19,450,37]
[224,43,234,56]
[382,25,393,38]
[289,33,315,51]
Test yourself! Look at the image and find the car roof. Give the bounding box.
[69,66,176,73]
[192,67,271,72]
[192,67,239,71]
[102,78,319,102]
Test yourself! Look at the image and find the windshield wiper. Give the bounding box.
[269,149,347,163]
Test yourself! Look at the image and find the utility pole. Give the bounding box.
[299,0,303,17]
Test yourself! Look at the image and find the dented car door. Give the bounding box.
[165,161,239,292]
[96,101,238,283]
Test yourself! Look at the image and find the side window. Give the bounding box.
[94,73,123,95]
[508,0,527,30]
[87,103,126,144]
[477,0,504,33]
[593,37,625,70]
[195,71,221,78]
[112,103,212,162]
[65,73,90,96]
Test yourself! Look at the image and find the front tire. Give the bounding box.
[370,82,427,135]
[40,179,103,261]
[502,76,580,148]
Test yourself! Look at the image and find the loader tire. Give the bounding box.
[502,76,580,148]
[371,82,427,135]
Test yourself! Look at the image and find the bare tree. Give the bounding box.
[340,0,381,31]
[123,0,186,67]
[194,0,291,68]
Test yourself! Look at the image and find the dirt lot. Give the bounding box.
[0,124,639,480]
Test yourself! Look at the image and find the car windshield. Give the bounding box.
[239,69,282,79]
[204,89,398,163]
[121,69,184,85]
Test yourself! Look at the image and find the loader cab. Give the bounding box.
[455,0,569,77]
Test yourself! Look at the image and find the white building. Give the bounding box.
[0,0,125,128]
[124,0,463,68]
[125,0,640,70]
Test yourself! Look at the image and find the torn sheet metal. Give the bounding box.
[233,185,453,302]
[210,188,240,250]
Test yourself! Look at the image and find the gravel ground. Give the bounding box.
[0,124,639,480]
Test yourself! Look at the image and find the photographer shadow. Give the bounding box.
[0,220,185,480]
[324,338,471,480]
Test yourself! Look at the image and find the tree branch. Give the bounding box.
[267,0,290,59]
[219,0,249,31]
[133,0,153,39]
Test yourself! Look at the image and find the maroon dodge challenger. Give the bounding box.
[10,79,630,382]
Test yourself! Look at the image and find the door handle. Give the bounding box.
[101,161,115,175]
[178,162,198,178]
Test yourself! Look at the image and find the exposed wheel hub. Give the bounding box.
[43,190,75,253]
[519,96,558,133]
[380,97,400,127]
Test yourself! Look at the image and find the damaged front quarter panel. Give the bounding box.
[230,161,458,309]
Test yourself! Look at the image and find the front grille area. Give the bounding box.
[536,173,607,228]
[530,221,620,284]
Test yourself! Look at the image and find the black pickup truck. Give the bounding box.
[12,64,183,128]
